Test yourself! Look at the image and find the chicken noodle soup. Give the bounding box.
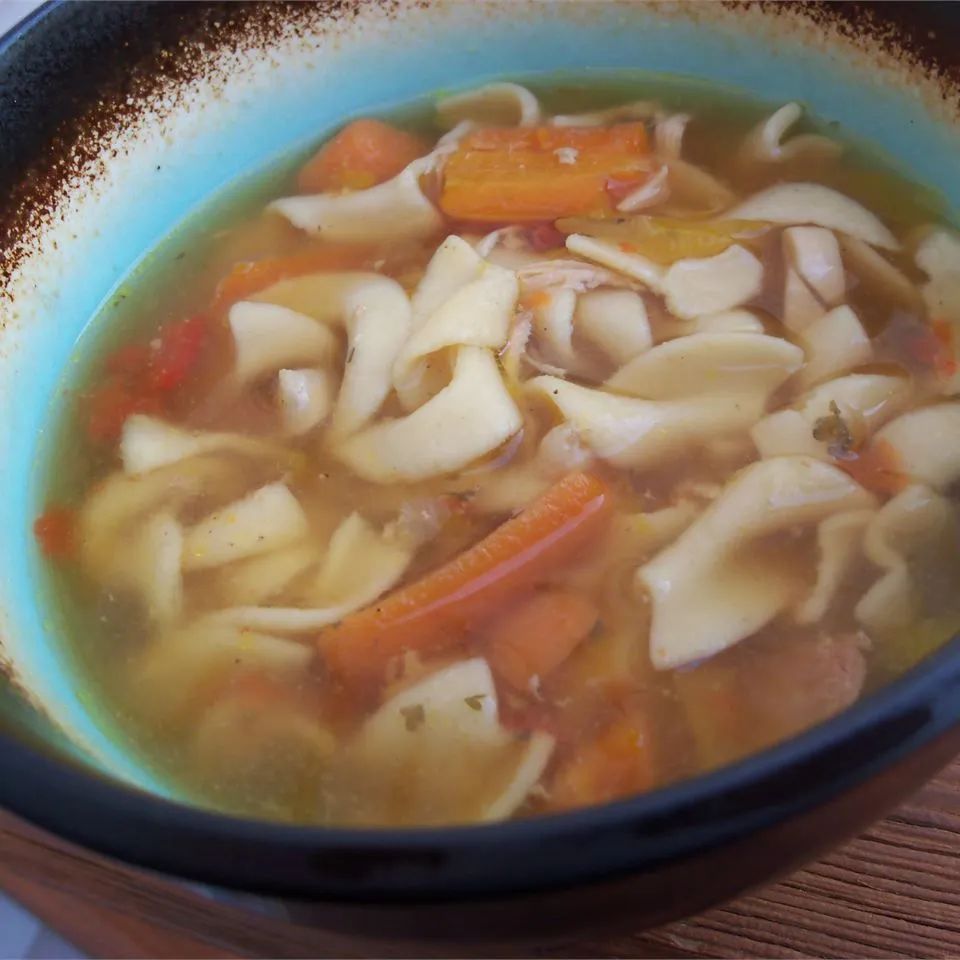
[35,77,960,826]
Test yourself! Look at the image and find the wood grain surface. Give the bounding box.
[1,759,958,959]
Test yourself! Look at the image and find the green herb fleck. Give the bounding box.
[812,400,855,459]
[464,694,487,711]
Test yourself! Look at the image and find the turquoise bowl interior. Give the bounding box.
[1,1,958,797]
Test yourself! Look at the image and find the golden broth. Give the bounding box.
[35,75,960,826]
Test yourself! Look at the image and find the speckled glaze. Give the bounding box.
[0,0,959,940]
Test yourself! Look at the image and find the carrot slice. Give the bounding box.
[440,122,652,223]
[297,118,431,194]
[485,589,599,692]
[546,708,656,811]
[211,246,378,311]
[319,472,613,686]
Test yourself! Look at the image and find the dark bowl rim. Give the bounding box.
[1,0,960,904]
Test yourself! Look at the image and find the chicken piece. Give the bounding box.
[742,633,867,750]
[676,632,867,770]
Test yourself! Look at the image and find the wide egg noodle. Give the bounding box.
[269,155,442,243]
[211,542,323,609]
[334,658,554,826]
[575,289,652,364]
[209,512,413,633]
[856,484,959,634]
[637,456,875,669]
[661,245,764,320]
[606,332,802,400]
[656,309,765,340]
[915,229,960,395]
[78,457,237,585]
[740,103,842,165]
[793,304,872,391]
[916,228,960,322]
[565,234,666,291]
[794,509,875,624]
[783,226,845,307]
[663,159,737,217]
[229,301,337,387]
[130,511,184,625]
[783,265,827,332]
[726,182,899,250]
[436,81,541,128]
[413,234,491,325]
[252,272,412,439]
[392,236,518,409]
[527,376,765,470]
[841,234,922,312]
[277,368,332,436]
[182,482,309,572]
[337,346,523,484]
[874,402,960,490]
[120,414,291,477]
[529,287,579,373]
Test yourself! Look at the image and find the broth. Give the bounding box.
[34,75,960,826]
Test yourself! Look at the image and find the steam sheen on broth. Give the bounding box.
[34,77,960,826]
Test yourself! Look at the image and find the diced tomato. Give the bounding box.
[86,378,164,443]
[104,342,151,377]
[148,314,208,392]
[84,312,210,443]
[34,506,76,559]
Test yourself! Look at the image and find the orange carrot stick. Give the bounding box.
[440,123,652,223]
[211,246,377,311]
[485,589,599,692]
[297,118,431,194]
[318,472,613,685]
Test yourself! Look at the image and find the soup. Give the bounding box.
[34,77,960,826]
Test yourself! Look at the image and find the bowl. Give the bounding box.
[1,0,959,943]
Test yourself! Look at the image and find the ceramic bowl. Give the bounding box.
[1,1,958,942]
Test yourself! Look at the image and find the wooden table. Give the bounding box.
[1,760,958,959]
